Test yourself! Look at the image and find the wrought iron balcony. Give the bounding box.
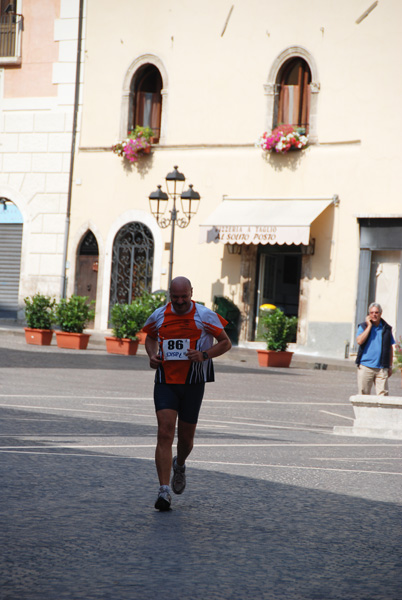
[0,13,23,64]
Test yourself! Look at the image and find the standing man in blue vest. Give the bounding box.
[355,302,395,395]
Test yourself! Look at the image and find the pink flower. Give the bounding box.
[112,133,151,162]
[258,125,308,154]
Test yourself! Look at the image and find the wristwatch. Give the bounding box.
[202,351,209,361]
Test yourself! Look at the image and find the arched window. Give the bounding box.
[78,230,99,256]
[129,64,162,142]
[276,58,311,134]
[109,222,154,309]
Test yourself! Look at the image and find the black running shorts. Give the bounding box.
[154,383,205,424]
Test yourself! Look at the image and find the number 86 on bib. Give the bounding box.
[162,338,190,361]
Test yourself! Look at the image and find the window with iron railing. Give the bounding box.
[0,11,22,63]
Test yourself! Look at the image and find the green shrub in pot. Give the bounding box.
[110,291,166,340]
[24,293,56,330]
[261,308,298,352]
[56,295,95,333]
[110,302,144,341]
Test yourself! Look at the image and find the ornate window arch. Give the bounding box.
[109,221,154,309]
[265,47,320,141]
[120,54,168,143]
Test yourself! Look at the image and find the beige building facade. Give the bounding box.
[69,0,402,357]
[6,0,402,358]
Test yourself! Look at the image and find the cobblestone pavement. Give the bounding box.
[0,333,401,600]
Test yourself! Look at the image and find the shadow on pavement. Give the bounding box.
[0,406,304,445]
[0,346,150,371]
[0,346,297,376]
[0,409,401,600]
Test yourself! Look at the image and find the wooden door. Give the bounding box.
[75,255,98,328]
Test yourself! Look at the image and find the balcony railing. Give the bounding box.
[0,13,23,64]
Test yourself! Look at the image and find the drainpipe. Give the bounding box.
[60,0,84,298]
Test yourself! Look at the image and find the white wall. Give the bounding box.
[0,0,86,314]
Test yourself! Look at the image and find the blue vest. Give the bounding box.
[355,319,393,368]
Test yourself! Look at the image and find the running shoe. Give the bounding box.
[154,486,171,511]
[171,456,186,494]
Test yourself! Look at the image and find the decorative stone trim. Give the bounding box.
[120,54,168,143]
[265,46,320,142]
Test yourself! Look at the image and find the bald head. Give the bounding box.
[170,276,192,292]
[170,276,193,314]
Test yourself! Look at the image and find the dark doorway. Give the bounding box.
[75,231,99,328]
[255,245,301,339]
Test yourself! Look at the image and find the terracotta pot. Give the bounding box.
[56,331,91,350]
[24,328,53,346]
[137,330,146,345]
[257,349,293,368]
[105,337,139,356]
[143,146,151,154]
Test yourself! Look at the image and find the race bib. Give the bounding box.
[162,338,190,361]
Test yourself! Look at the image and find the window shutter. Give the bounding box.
[0,223,22,318]
[150,94,161,141]
[276,58,311,132]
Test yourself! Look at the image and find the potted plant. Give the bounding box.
[135,291,166,344]
[24,293,56,345]
[106,302,146,355]
[132,125,154,144]
[257,124,308,154]
[257,307,298,367]
[55,295,95,350]
[106,291,166,354]
[112,127,154,163]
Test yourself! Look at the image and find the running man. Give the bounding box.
[143,276,232,510]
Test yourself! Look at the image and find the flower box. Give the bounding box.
[257,125,308,154]
[112,126,153,163]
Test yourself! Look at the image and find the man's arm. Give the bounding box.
[145,335,162,369]
[186,330,232,363]
[389,345,394,377]
[356,316,372,346]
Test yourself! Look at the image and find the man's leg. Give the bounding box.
[357,365,376,394]
[171,383,204,494]
[170,419,197,495]
[176,419,197,466]
[155,409,177,485]
[374,368,389,396]
[175,383,204,467]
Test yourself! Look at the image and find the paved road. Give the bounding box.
[0,335,401,600]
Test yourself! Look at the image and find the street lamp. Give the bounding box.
[149,166,200,290]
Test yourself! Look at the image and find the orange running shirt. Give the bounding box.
[142,301,228,384]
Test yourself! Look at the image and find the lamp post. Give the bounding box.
[149,166,200,291]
